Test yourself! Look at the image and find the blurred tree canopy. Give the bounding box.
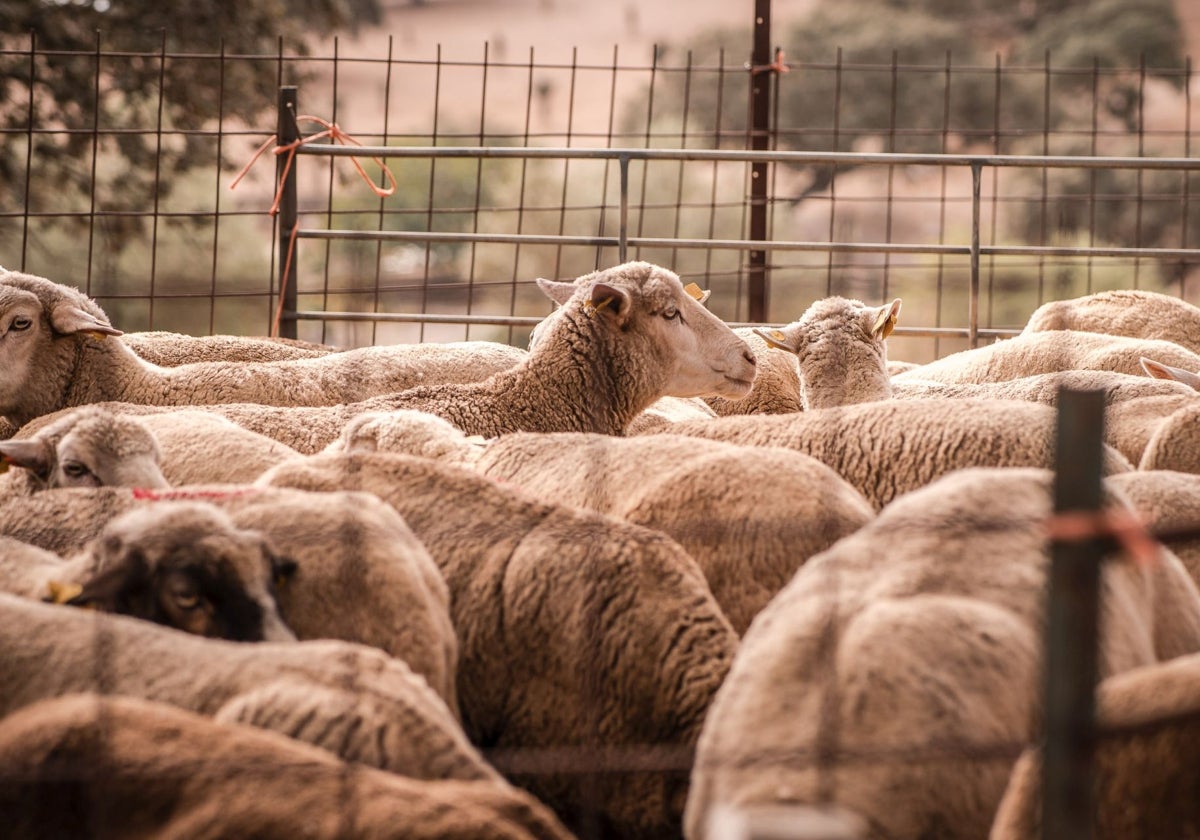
[636,0,1192,282]
[0,0,381,248]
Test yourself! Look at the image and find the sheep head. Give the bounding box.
[0,270,122,427]
[754,296,901,409]
[0,406,169,492]
[65,502,297,643]
[535,261,757,402]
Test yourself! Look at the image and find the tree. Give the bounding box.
[0,0,381,251]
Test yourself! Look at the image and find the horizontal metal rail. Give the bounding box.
[288,141,1200,347]
[290,308,1023,341]
[297,143,1200,171]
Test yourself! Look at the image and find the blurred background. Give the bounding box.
[2,0,1199,362]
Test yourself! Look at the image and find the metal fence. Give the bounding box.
[3,17,1200,840]
[4,30,1200,362]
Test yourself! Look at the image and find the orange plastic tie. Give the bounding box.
[1043,508,1161,567]
[229,114,399,336]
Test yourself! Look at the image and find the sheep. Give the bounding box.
[9,405,302,486]
[989,653,1200,840]
[1105,470,1200,587]
[121,330,338,365]
[750,295,901,410]
[9,260,757,450]
[890,329,1200,386]
[335,415,874,634]
[257,449,740,839]
[1139,401,1200,473]
[703,328,804,416]
[324,260,756,438]
[0,592,496,784]
[684,467,1200,840]
[0,485,460,713]
[0,502,297,644]
[0,693,574,840]
[626,395,720,434]
[0,266,528,427]
[0,405,169,496]
[889,369,1198,466]
[637,397,1133,510]
[1022,288,1200,354]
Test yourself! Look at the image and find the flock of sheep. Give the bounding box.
[1,260,1199,839]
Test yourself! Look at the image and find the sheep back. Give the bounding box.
[0,693,573,840]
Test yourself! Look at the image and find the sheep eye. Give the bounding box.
[10,316,31,331]
[61,461,91,479]
[663,307,681,322]
[173,589,201,610]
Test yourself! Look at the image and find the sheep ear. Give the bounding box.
[753,326,800,355]
[65,546,150,615]
[0,439,53,480]
[585,282,631,324]
[49,301,123,338]
[535,278,577,306]
[871,299,902,339]
[1141,357,1200,391]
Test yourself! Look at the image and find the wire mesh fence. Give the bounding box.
[2,18,1200,840]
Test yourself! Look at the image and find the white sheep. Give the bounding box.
[1022,288,1200,354]
[0,693,574,840]
[0,267,527,427]
[1140,355,1200,390]
[890,369,1198,466]
[333,415,874,635]
[685,467,1200,840]
[625,395,720,434]
[0,484,460,714]
[751,295,901,409]
[0,592,496,784]
[0,405,169,496]
[1138,401,1200,473]
[637,397,1132,510]
[121,330,337,365]
[11,406,304,485]
[891,329,1200,386]
[990,652,1200,840]
[257,449,740,839]
[12,261,758,452]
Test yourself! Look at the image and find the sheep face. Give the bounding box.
[65,502,297,643]
[0,407,169,492]
[0,271,122,426]
[755,296,900,409]
[538,261,757,400]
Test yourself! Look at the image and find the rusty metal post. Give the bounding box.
[747,0,772,322]
[276,85,299,340]
[1042,387,1105,840]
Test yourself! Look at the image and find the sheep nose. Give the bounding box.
[743,349,757,367]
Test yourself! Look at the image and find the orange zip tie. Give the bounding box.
[228,114,398,336]
[1043,508,1162,567]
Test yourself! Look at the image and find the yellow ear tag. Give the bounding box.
[84,331,110,340]
[46,580,83,605]
[586,295,615,313]
[683,282,706,301]
[769,329,787,341]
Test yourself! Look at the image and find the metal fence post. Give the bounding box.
[1042,387,1105,840]
[747,0,772,323]
[276,85,299,340]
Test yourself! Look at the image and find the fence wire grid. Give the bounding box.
[2,20,1200,840]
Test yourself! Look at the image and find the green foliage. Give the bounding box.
[1014,0,1185,77]
[0,0,380,251]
